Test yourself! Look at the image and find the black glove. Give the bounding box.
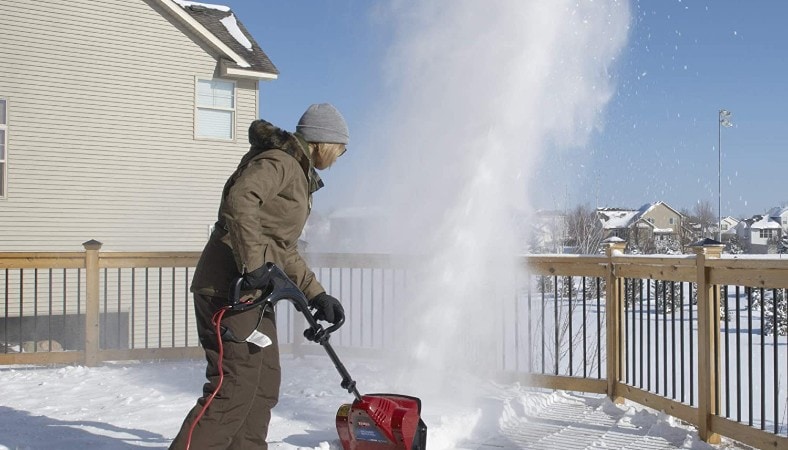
[240,265,269,291]
[308,292,345,324]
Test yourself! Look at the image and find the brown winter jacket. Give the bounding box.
[190,120,325,301]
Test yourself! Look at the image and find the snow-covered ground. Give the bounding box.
[0,355,749,449]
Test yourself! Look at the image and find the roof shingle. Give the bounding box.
[176,1,279,75]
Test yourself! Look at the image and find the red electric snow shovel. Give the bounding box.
[230,262,428,450]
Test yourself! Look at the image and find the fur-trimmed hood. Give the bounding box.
[242,119,323,193]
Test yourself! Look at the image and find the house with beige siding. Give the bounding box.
[597,201,685,252]
[0,0,278,252]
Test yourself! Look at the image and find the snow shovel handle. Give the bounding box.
[228,263,361,401]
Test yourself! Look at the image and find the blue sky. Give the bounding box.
[219,0,787,219]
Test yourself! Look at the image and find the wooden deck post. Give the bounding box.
[604,238,626,403]
[83,239,103,367]
[692,239,723,444]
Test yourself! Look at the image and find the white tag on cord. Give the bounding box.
[245,330,273,348]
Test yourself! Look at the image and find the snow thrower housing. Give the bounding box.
[337,394,427,450]
[230,263,428,450]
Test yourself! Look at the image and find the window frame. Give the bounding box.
[759,229,776,239]
[0,97,7,199]
[194,77,237,142]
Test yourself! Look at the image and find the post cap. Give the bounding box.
[82,239,103,250]
[689,237,724,247]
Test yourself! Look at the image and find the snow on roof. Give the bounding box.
[752,215,782,229]
[768,205,788,217]
[637,202,656,214]
[598,209,638,229]
[172,0,230,12]
[172,0,279,75]
[220,13,252,50]
[652,227,673,233]
[599,201,684,231]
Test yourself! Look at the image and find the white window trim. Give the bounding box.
[0,97,7,199]
[194,77,237,142]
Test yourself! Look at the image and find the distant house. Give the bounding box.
[0,0,278,251]
[720,216,740,240]
[528,210,569,254]
[597,201,684,251]
[596,208,638,240]
[768,206,788,233]
[735,214,783,254]
[597,201,684,240]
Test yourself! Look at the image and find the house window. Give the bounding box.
[669,217,675,225]
[759,229,776,239]
[0,98,6,198]
[195,78,235,140]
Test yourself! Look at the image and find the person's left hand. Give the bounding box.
[308,292,345,324]
[240,265,269,291]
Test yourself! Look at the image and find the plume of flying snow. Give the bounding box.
[366,0,631,399]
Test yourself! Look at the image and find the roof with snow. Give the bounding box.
[171,0,278,77]
[597,201,683,230]
[751,215,782,229]
[768,206,788,218]
[597,208,639,229]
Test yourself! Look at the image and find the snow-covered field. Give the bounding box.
[0,355,749,449]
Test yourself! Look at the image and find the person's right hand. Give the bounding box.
[308,292,345,324]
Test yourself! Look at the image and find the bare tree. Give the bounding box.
[693,200,716,238]
[564,204,605,255]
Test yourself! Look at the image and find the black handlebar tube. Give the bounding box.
[229,262,361,401]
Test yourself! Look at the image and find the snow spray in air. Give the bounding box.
[369,0,630,398]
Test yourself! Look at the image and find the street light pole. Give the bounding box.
[718,109,732,241]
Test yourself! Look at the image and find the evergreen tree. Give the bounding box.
[747,286,763,311]
[559,276,579,299]
[654,236,682,255]
[536,275,555,294]
[652,280,681,313]
[762,288,787,336]
[779,234,788,254]
[726,235,745,254]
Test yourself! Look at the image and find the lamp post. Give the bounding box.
[718,109,733,241]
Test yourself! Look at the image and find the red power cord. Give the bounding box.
[185,306,230,450]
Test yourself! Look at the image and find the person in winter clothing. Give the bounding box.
[169,103,349,450]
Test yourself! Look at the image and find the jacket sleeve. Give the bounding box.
[223,153,287,274]
[283,249,325,301]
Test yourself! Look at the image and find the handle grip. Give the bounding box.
[227,274,272,311]
[228,262,359,400]
[227,262,344,335]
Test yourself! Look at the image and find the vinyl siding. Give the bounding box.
[642,204,680,233]
[0,0,262,251]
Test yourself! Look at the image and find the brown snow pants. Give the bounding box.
[169,293,280,450]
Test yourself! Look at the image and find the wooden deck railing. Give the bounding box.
[1,239,787,449]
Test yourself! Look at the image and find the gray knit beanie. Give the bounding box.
[296,103,349,144]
